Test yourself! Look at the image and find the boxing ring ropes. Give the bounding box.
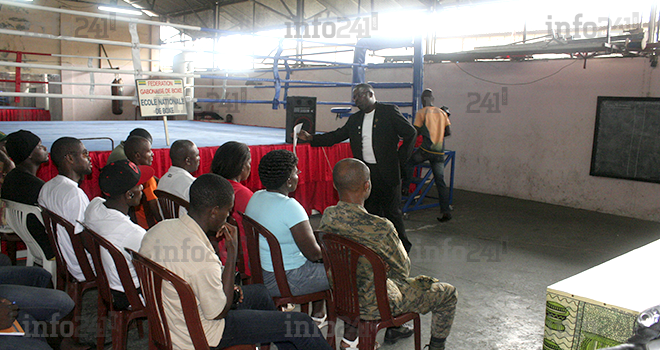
[0,0,453,213]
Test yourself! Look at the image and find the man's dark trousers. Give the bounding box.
[365,163,411,252]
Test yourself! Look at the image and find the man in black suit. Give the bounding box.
[298,83,416,251]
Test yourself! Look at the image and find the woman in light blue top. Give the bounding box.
[245,149,328,325]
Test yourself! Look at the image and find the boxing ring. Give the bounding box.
[0,0,453,214]
[0,107,51,121]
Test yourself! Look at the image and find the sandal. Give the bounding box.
[311,314,328,328]
[282,303,296,312]
[340,337,380,350]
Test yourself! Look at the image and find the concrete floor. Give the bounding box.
[75,189,660,350]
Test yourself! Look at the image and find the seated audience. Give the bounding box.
[211,141,253,276]
[156,139,199,216]
[140,174,332,350]
[106,128,152,165]
[124,135,161,228]
[2,130,54,259]
[245,149,328,324]
[84,160,154,310]
[38,137,93,282]
[0,253,75,350]
[319,158,458,350]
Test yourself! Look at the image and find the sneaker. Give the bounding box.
[341,337,380,350]
[281,303,296,312]
[383,325,414,344]
[311,314,328,328]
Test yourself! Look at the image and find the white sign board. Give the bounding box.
[136,79,187,117]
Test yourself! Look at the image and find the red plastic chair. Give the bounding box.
[240,212,335,346]
[80,224,146,350]
[127,248,254,350]
[319,232,421,350]
[40,206,98,342]
[153,189,189,220]
[226,214,250,284]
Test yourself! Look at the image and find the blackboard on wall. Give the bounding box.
[590,96,660,183]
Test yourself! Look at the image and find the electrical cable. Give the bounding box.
[453,59,579,86]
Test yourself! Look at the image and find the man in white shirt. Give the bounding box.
[84,159,154,309]
[38,137,93,282]
[156,139,199,201]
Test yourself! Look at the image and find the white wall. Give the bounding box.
[424,57,660,221]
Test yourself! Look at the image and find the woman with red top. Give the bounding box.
[211,141,253,277]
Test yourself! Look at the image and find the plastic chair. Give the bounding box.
[40,205,98,342]
[319,232,421,350]
[239,212,334,345]
[226,214,250,284]
[153,189,189,220]
[3,200,57,287]
[127,248,255,350]
[80,224,146,350]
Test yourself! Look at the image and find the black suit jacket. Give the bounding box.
[311,102,417,186]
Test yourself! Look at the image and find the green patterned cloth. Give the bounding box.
[319,201,457,338]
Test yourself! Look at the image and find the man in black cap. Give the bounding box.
[84,160,154,310]
[1,130,54,259]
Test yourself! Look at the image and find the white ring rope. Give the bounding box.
[51,54,159,62]
[0,28,180,52]
[49,82,136,87]
[0,92,137,101]
[0,61,198,78]
[0,27,314,62]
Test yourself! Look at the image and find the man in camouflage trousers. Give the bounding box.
[319,158,457,350]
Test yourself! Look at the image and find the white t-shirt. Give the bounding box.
[157,166,194,217]
[361,109,377,164]
[84,197,145,292]
[38,174,92,282]
[156,166,195,201]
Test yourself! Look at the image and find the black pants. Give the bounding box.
[402,148,451,214]
[213,284,333,350]
[364,163,411,252]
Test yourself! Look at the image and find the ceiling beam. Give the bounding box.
[278,0,295,18]
[219,7,255,29]
[182,0,211,28]
[254,1,293,20]
[305,8,327,21]
[169,0,247,17]
[314,0,347,18]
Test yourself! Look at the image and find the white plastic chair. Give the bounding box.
[4,200,57,287]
